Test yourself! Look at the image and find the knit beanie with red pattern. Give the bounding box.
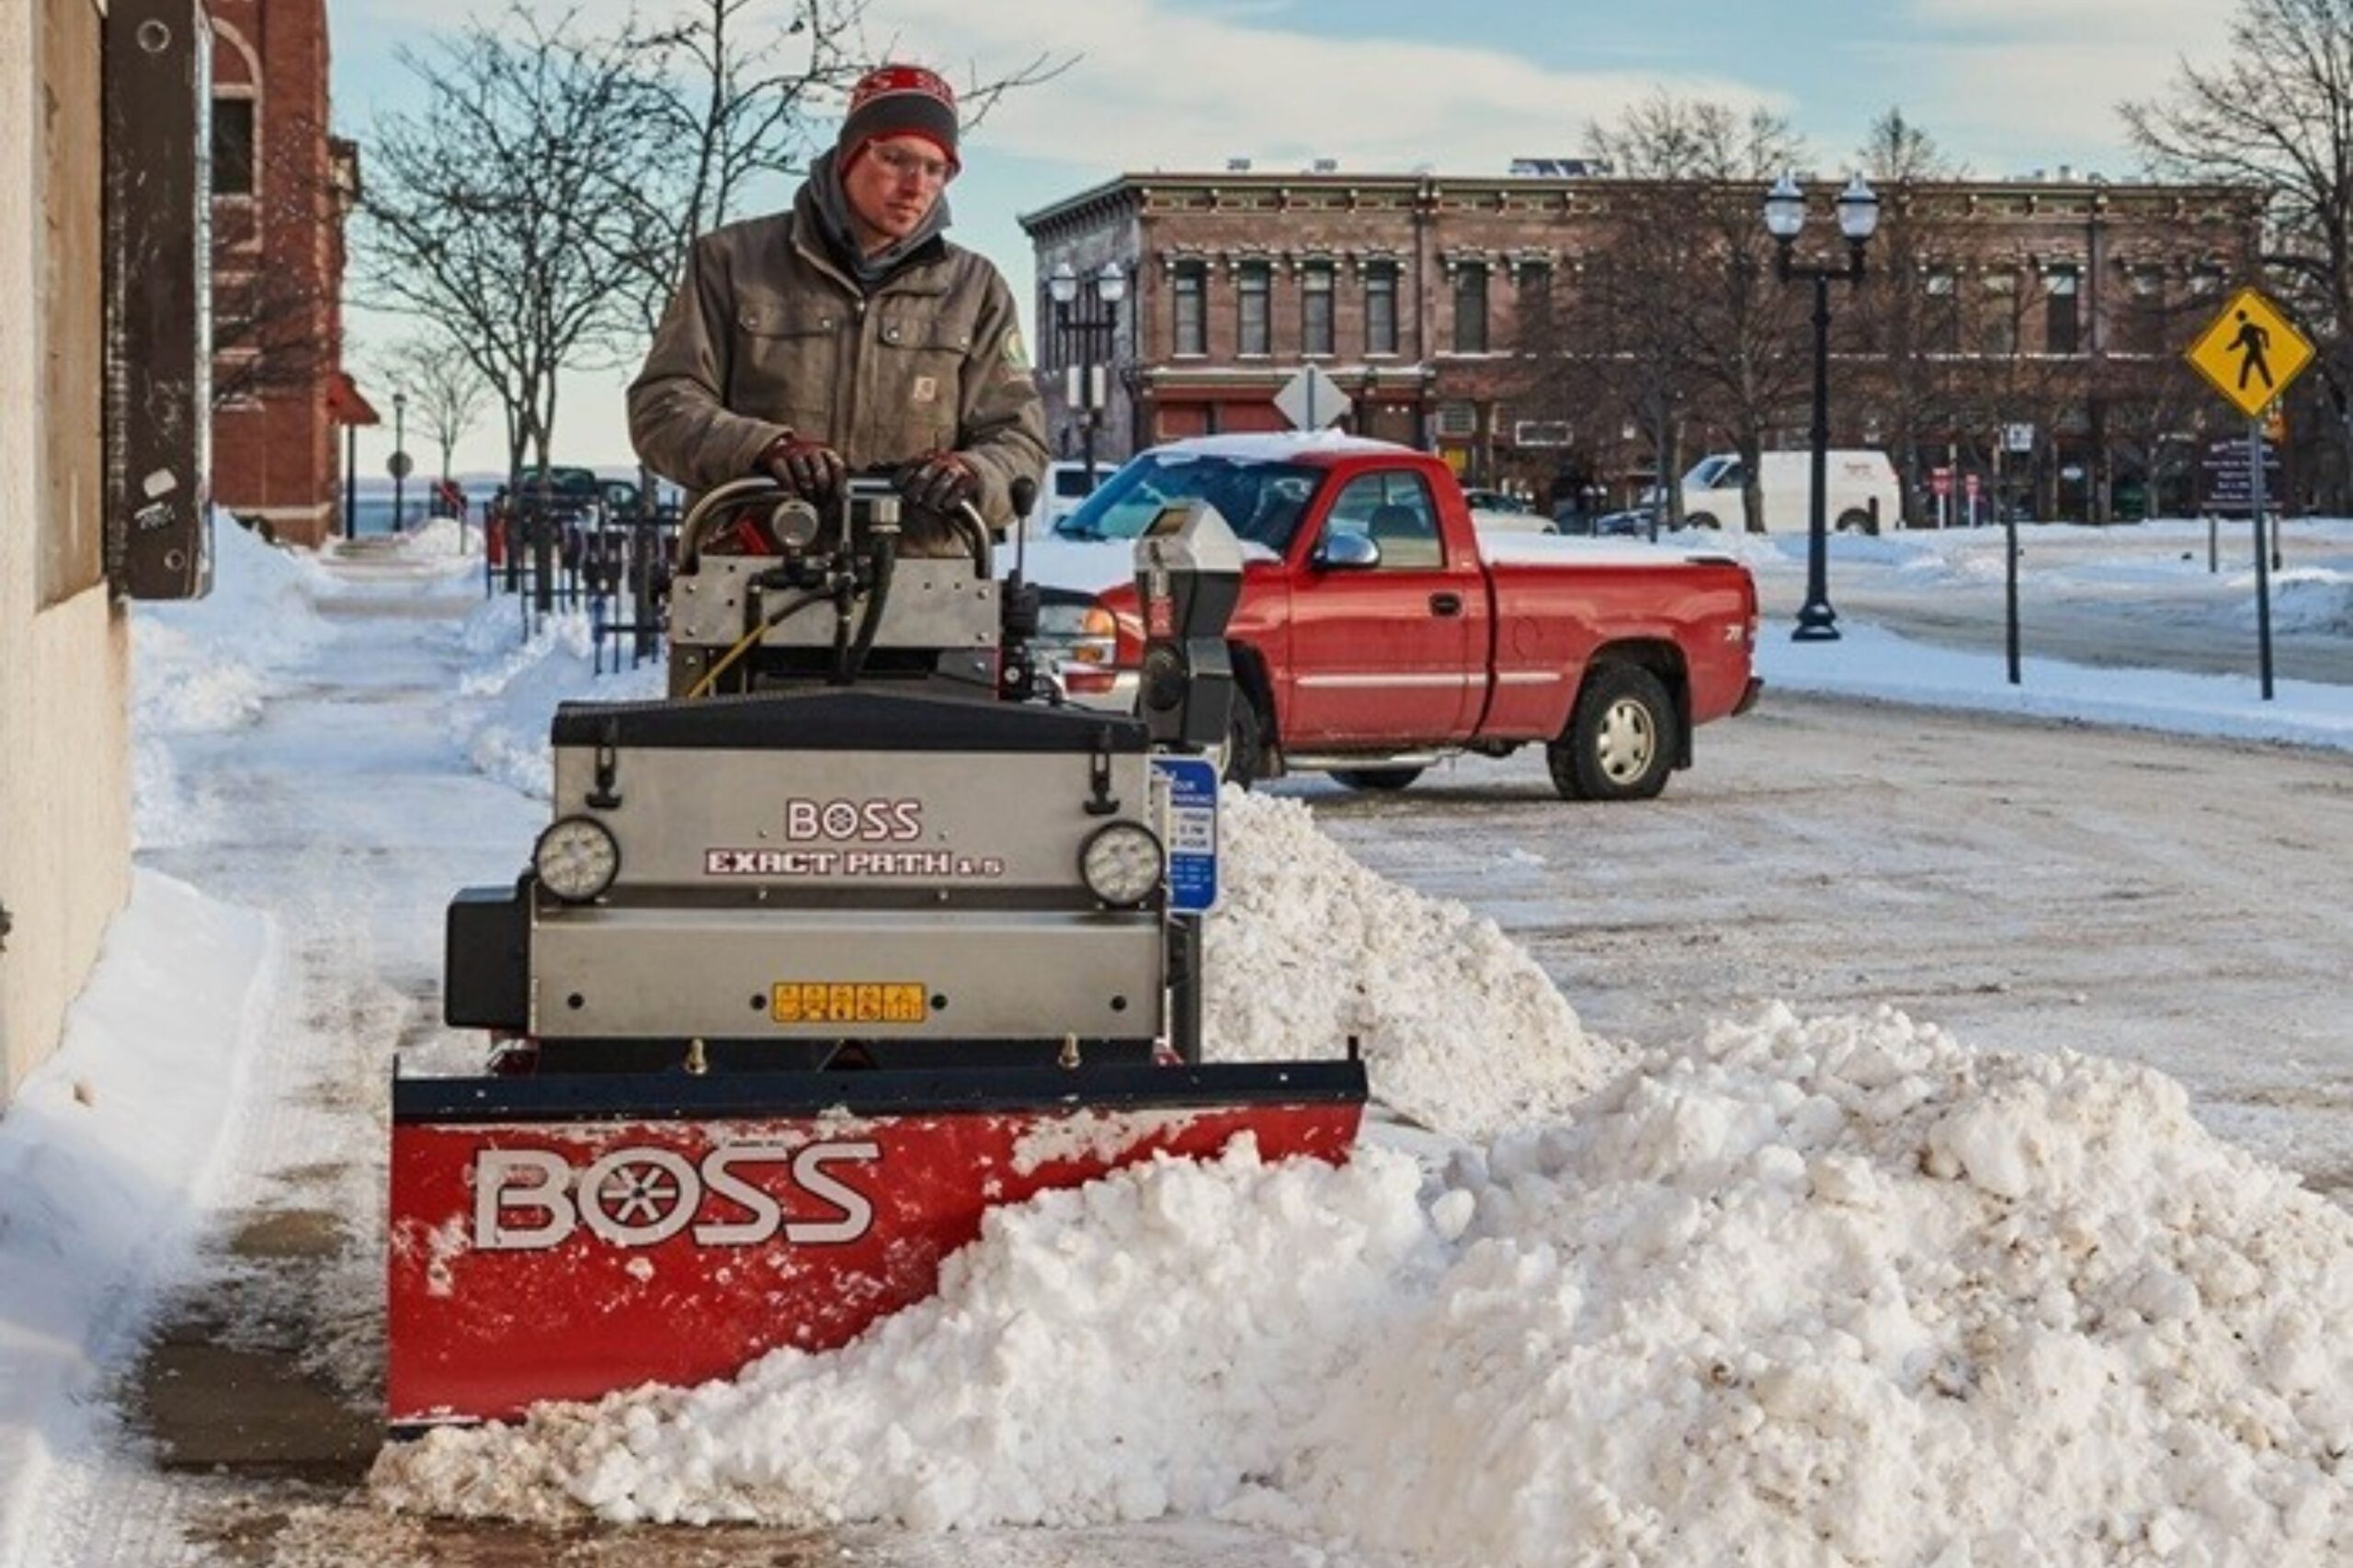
[837,63,961,176]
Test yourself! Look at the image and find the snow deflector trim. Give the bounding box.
[550,688,1154,754]
[391,1058,1369,1123]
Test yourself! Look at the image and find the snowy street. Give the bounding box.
[1,520,2347,1565]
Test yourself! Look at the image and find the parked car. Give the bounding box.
[1677,449,1899,534]
[1025,434,1759,801]
[1554,508,1654,539]
[1461,486,1532,514]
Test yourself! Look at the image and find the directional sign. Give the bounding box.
[2186,287,2313,419]
[1274,365,1351,432]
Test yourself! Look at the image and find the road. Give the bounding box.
[1750,519,2353,682]
[1294,692,2353,1196]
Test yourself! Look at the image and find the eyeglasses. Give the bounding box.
[868,143,954,186]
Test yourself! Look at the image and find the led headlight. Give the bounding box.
[534,815,620,903]
[1080,821,1164,908]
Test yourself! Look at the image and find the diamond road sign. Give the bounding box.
[1274,365,1351,431]
[2186,287,2314,420]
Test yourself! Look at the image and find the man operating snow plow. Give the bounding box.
[387,477,1367,1428]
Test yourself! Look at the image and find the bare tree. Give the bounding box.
[604,0,1070,338]
[1587,96,1812,531]
[1849,108,1968,526]
[211,111,347,412]
[378,334,492,485]
[2122,0,2352,502]
[357,7,663,483]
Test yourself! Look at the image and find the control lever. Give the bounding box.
[1000,475,1042,700]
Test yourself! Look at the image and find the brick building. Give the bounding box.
[1020,169,2264,523]
[208,0,358,547]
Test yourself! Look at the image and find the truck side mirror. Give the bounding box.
[1312,531,1381,571]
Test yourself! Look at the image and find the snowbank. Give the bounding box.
[131,512,332,733]
[448,602,663,798]
[0,876,276,1568]
[1208,789,1627,1139]
[373,1004,2352,1564]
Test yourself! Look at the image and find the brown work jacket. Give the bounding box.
[627,189,1048,540]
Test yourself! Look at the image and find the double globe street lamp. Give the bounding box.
[1046,258,1127,494]
[1762,171,1880,642]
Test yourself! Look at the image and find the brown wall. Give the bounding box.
[208,0,347,547]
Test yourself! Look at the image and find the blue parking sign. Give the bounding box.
[1151,756,1219,914]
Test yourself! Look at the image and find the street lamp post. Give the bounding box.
[392,390,409,534]
[1047,259,1127,494]
[1763,171,1879,642]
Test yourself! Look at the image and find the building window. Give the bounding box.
[212,96,256,197]
[1453,262,1488,353]
[2190,265,2225,297]
[1924,269,1958,352]
[2046,265,2081,354]
[1984,272,2018,355]
[1365,264,1398,355]
[1302,263,1335,356]
[1172,264,1206,357]
[1237,262,1270,356]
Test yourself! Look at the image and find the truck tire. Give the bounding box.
[1222,695,1266,789]
[1685,512,1721,531]
[1329,767,1424,791]
[1549,665,1675,801]
[1836,507,1876,535]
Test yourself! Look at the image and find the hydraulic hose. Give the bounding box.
[684,588,829,699]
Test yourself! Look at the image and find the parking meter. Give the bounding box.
[1132,500,1244,749]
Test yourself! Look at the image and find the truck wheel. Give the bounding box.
[1221,695,1266,789]
[1549,665,1675,801]
[1685,512,1720,531]
[1329,767,1424,791]
[1836,508,1876,535]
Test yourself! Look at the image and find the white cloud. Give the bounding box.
[1885,1,2237,169]
[881,0,1788,174]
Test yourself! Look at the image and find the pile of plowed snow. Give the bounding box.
[1208,789,1628,1138]
[376,806,2353,1566]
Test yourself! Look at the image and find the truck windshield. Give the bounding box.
[1054,453,1324,551]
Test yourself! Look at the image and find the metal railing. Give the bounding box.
[481,493,679,673]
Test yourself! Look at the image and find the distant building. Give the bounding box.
[1022,169,2264,523]
[208,0,359,547]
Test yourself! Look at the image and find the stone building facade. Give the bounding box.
[208,0,358,547]
[1020,170,2264,522]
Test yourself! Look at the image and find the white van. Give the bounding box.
[1677,449,1901,534]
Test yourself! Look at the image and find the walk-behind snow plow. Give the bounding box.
[389,476,1366,1427]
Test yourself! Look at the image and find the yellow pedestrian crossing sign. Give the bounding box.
[2186,287,2313,419]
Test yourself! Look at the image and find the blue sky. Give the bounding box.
[328,0,2234,472]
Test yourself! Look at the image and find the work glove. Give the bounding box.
[899,450,983,514]
[757,433,847,498]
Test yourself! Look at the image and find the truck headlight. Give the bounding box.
[1080,822,1163,908]
[535,815,620,903]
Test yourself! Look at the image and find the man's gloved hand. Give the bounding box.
[899,450,983,513]
[757,434,847,497]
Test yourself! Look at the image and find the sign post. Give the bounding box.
[1274,365,1351,433]
[2185,287,2314,702]
[1929,465,1951,529]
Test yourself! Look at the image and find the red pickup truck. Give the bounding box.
[1021,435,1760,800]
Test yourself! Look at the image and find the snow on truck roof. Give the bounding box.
[1147,431,1416,464]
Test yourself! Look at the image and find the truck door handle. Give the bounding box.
[1429,592,1462,618]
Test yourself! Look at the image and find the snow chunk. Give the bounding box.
[1206,789,1627,1140]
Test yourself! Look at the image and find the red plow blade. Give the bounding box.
[387,1061,1365,1427]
